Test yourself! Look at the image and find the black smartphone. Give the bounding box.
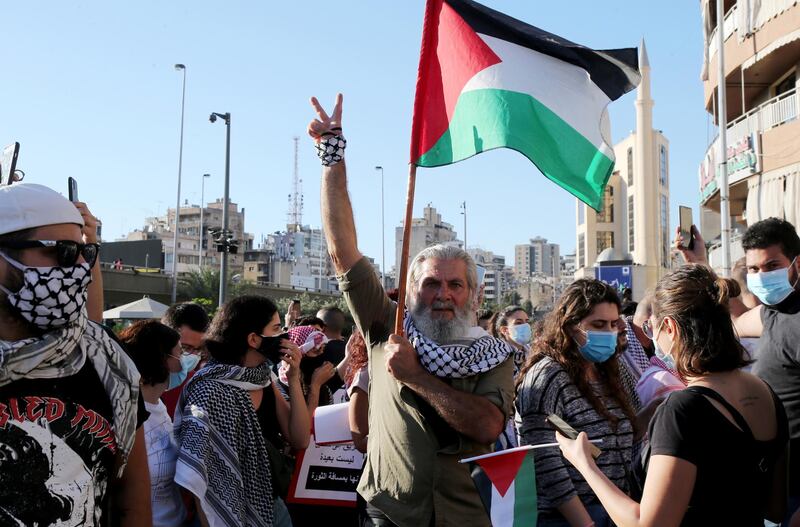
[546,414,579,440]
[679,206,694,250]
[0,142,20,186]
[68,177,79,202]
[546,414,602,459]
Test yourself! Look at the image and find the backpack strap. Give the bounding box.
[685,385,755,441]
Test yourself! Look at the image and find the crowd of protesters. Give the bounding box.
[1,93,799,527]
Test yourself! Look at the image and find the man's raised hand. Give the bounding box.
[308,93,343,141]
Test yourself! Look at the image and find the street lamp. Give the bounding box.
[171,63,187,304]
[374,166,385,287]
[460,201,467,250]
[199,173,210,268]
[210,112,231,307]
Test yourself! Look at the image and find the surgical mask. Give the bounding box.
[746,257,798,306]
[576,329,618,363]
[652,320,677,371]
[168,353,201,390]
[0,251,91,330]
[508,324,532,346]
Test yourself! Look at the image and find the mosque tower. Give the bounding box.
[574,39,671,298]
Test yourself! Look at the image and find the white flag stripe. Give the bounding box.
[463,34,615,159]
[490,478,515,527]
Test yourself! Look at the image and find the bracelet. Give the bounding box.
[315,134,346,166]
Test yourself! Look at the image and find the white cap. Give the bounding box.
[0,183,84,235]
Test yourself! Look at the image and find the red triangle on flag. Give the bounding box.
[474,449,529,498]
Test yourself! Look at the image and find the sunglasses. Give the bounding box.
[0,240,100,267]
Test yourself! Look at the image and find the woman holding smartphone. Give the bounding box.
[516,279,636,526]
[174,295,311,527]
[556,265,788,526]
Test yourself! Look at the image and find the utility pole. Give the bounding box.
[716,0,731,277]
[210,112,231,307]
[461,201,467,249]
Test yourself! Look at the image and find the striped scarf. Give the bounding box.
[174,360,274,526]
[0,310,140,475]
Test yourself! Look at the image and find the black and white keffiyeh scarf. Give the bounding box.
[404,314,513,378]
[174,360,274,527]
[0,311,141,475]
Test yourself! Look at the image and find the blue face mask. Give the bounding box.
[508,324,532,346]
[746,257,798,306]
[652,320,677,371]
[576,329,618,363]
[168,353,201,390]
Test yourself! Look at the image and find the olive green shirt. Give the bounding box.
[339,257,514,527]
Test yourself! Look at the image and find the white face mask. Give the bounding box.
[0,251,91,330]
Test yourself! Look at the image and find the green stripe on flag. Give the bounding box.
[513,452,537,527]
[416,88,614,211]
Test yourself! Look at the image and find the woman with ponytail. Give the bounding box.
[556,265,789,526]
[516,279,636,526]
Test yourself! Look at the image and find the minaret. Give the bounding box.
[633,38,658,268]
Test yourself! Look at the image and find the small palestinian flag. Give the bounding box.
[410,0,641,210]
[464,446,537,526]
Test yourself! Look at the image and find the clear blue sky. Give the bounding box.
[4,1,710,269]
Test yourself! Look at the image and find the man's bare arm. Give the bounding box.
[386,334,505,444]
[310,94,362,274]
[403,372,505,444]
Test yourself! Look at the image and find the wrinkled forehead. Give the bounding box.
[417,258,469,284]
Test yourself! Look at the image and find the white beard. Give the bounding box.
[410,299,471,345]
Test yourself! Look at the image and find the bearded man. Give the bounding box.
[309,94,514,527]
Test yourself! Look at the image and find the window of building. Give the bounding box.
[659,145,668,187]
[660,194,669,267]
[627,147,634,186]
[597,185,614,223]
[578,233,585,269]
[578,202,585,225]
[628,195,635,253]
[596,231,614,255]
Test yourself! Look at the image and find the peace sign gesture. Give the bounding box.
[308,93,343,142]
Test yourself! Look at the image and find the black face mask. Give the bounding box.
[257,332,290,364]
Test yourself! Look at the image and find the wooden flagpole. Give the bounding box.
[393,164,418,336]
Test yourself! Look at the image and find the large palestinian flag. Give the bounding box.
[410,0,641,210]
[465,446,538,526]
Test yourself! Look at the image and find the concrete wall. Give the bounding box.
[101,268,341,309]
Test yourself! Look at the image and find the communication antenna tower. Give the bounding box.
[287,136,304,232]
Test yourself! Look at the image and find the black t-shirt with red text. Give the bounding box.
[0,361,145,526]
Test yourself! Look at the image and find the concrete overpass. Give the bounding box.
[101,267,341,309]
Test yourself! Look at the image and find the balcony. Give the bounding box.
[708,4,738,62]
[699,88,797,204]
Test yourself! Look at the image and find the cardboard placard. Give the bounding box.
[287,435,364,507]
[313,402,352,445]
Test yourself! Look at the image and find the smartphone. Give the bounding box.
[68,177,79,202]
[546,414,602,459]
[678,206,694,250]
[0,142,20,186]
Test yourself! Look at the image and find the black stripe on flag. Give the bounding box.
[445,0,640,101]
[469,462,495,517]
